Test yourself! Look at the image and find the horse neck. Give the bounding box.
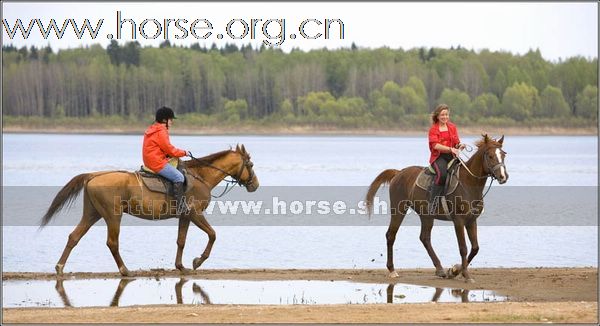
[462,148,489,188]
[191,153,242,189]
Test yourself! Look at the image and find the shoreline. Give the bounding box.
[3,125,598,136]
[2,268,597,323]
[3,267,597,302]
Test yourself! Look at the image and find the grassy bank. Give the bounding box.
[2,115,597,136]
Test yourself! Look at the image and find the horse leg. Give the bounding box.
[55,196,101,275]
[466,220,480,265]
[54,279,72,307]
[175,217,191,273]
[453,221,474,282]
[189,213,216,270]
[105,216,130,276]
[419,216,446,278]
[175,278,188,304]
[110,278,134,307]
[386,210,406,278]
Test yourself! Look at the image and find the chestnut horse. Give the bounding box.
[366,135,508,282]
[41,145,258,276]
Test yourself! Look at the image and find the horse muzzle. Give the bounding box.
[246,181,259,192]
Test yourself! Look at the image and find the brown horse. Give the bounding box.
[41,145,258,276]
[366,135,508,282]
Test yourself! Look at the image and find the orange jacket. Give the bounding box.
[142,123,186,172]
[428,121,460,164]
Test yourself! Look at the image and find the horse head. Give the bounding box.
[233,144,259,192]
[475,134,508,184]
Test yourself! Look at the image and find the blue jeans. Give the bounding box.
[157,163,184,183]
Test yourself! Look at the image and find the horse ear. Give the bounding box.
[235,144,240,152]
[241,144,246,154]
[498,135,504,144]
[481,133,489,143]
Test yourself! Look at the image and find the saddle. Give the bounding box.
[415,158,460,196]
[137,158,194,196]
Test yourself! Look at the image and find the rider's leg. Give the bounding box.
[429,155,450,215]
[157,163,187,217]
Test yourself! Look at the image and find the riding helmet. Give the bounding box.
[155,106,177,122]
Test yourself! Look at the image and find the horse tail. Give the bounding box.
[41,173,94,227]
[365,169,400,217]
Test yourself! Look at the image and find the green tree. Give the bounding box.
[437,88,471,118]
[223,98,248,122]
[279,98,295,118]
[575,85,598,119]
[470,93,500,118]
[399,86,427,114]
[550,57,597,115]
[492,69,507,98]
[297,91,335,116]
[501,82,540,121]
[369,89,404,122]
[382,81,402,104]
[405,76,427,100]
[106,40,121,65]
[538,85,569,118]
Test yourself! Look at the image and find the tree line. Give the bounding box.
[2,41,597,128]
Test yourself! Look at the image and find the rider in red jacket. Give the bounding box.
[427,104,465,215]
[143,107,191,217]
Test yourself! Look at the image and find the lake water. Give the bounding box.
[2,134,598,272]
[2,278,506,307]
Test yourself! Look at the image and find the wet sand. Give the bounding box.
[3,268,598,323]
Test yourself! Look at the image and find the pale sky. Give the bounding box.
[2,2,598,61]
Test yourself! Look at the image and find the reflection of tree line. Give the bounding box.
[54,278,212,307]
[54,279,473,307]
[386,284,470,303]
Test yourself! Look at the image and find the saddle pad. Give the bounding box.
[138,170,194,194]
[415,167,460,196]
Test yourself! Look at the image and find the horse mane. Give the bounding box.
[184,149,234,168]
[467,134,501,164]
[475,134,504,149]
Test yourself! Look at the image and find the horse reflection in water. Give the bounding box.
[54,278,212,307]
[386,283,470,303]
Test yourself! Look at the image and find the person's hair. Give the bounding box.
[431,104,450,124]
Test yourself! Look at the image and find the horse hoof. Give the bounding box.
[119,267,130,277]
[178,267,191,274]
[193,257,203,270]
[465,278,475,283]
[388,271,399,278]
[55,264,64,276]
[435,269,447,278]
[446,268,457,279]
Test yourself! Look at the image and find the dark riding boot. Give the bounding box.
[173,182,188,217]
[428,184,446,216]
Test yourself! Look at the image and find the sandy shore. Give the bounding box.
[3,268,598,323]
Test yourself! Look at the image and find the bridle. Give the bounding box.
[457,145,506,198]
[187,152,255,198]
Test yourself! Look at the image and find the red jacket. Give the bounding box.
[142,123,186,172]
[428,121,460,164]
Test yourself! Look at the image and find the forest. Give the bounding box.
[2,41,598,130]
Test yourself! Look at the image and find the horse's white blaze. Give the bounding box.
[495,148,506,181]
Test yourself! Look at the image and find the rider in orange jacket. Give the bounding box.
[143,107,191,217]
